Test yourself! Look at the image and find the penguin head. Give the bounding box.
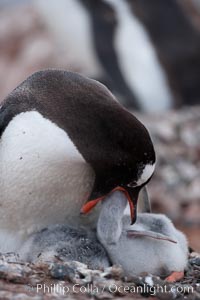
[79,89,156,224]
[81,159,155,225]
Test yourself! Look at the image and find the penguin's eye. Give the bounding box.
[127,181,137,188]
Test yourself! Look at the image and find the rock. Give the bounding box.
[50,264,76,281]
[189,257,200,266]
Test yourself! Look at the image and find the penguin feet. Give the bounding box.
[165,271,184,282]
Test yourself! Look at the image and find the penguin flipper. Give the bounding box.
[126,229,177,244]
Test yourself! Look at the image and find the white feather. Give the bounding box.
[34,0,102,77]
[0,111,96,251]
[104,0,173,112]
[137,163,155,186]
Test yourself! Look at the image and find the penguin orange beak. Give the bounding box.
[80,186,139,224]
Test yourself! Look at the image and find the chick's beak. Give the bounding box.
[80,185,139,225]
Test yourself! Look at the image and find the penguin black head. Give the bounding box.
[1,69,155,224]
[68,72,156,224]
[81,132,155,225]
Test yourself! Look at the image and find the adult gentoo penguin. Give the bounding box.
[35,0,200,110]
[0,69,155,252]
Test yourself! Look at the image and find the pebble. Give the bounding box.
[139,107,200,227]
[189,257,200,266]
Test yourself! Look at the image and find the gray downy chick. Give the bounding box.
[97,191,188,278]
[18,186,150,268]
[19,224,110,270]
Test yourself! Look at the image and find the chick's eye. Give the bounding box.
[127,181,137,188]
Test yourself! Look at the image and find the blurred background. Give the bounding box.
[0,0,199,251]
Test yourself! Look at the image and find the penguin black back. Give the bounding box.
[78,0,139,108]
[129,0,200,106]
[0,70,155,198]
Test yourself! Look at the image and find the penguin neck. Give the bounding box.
[97,191,127,245]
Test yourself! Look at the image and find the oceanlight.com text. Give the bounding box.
[26,283,194,296]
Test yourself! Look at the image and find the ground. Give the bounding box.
[0,251,199,300]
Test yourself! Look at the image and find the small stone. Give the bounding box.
[189,257,200,266]
[50,263,75,281]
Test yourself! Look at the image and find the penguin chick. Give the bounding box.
[18,186,149,268]
[19,187,150,269]
[19,224,110,270]
[97,191,188,278]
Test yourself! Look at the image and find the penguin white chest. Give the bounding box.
[0,111,95,247]
[104,0,173,112]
